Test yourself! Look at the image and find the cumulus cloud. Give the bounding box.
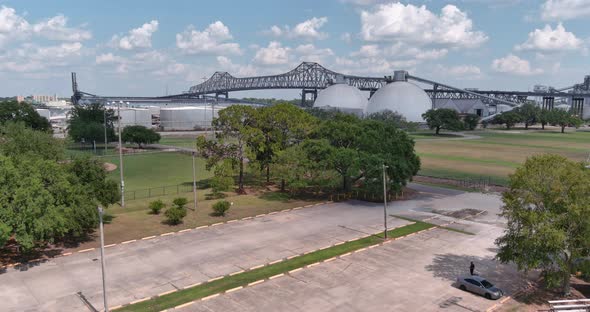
[360,3,487,48]
[216,56,258,76]
[541,0,590,21]
[491,54,543,76]
[176,21,241,55]
[253,41,291,65]
[340,32,352,44]
[96,53,124,64]
[351,43,448,63]
[0,6,91,45]
[111,20,158,50]
[515,23,582,52]
[268,17,328,40]
[438,64,482,77]
[32,15,91,41]
[294,44,334,63]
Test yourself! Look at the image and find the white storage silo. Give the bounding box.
[160,107,207,131]
[116,108,152,128]
[313,84,367,117]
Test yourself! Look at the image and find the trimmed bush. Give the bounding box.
[212,200,231,217]
[164,206,187,225]
[172,197,188,209]
[149,199,165,215]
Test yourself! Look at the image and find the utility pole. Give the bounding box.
[192,152,198,211]
[382,164,389,239]
[117,101,125,208]
[97,206,108,312]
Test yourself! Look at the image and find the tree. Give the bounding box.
[67,157,119,207]
[0,100,51,131]
[515,103,540,130]
[367,110,419,131]
[538,109,551,130]
[421,109,463,135]
[197,105,260,193]
[495,154,590,295]
[463,114,480,131]
[68,103,116,143]
[0,122,64,160]
[549,109,583,133]
[492,111,522,129]
[121,125,160,148]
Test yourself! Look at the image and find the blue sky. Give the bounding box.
[0,0,589,98]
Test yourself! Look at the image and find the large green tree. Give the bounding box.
[495,154,590,295]
[492,110,522,129]
[548,109,583,133]
[68,103,117,143]
[515,103,540,130]
[121,125,160,148]
[421,108,463,135]
[538,109,551,130]
[197,105,260,193]
[0,100,51,131]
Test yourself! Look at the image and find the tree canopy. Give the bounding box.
[495,154,590,294]
[548,109,583,133]
[421,108,463,135]
[0,100,51,131]
[515,103,539,130]
[121,125,160,147]
[68,103,117,143]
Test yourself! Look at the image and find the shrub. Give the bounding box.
[212,200,231,217]
[164,206,187,225]
[148,199,165,215]
[172,197,188,209]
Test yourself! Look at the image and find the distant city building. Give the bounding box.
[15,95,25,103]
[32,94,58,103]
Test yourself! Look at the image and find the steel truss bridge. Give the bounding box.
[72,62,590,116]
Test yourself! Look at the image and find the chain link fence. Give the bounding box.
[125,183,194,201]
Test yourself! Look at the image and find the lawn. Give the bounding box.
[415,128,590,185]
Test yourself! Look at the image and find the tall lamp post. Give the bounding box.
[117,101,125,208]
[104,104,108,154]
[192,151,198,211]
[97,206,108,312]
[382,164,389,239]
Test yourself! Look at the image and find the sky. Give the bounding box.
[0,0,589,99]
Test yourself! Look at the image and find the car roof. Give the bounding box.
[462,276,487,282]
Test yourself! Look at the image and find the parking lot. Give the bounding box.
[179,187,534,312]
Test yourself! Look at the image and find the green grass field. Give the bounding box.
[415,129,590,185]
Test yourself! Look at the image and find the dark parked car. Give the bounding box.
[456,276,503,300]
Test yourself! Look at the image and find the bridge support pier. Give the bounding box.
[542,97,555,110]
[572,97,584,116]
[431,84,439,110]
[301,89,317,107]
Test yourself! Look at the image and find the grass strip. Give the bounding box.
[114,222,434,312]
[390,214,475,236]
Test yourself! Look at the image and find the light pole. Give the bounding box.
[382,164,389,239]
[192,151,198,211]
[117,101,125,208]
[104,104,108,154]
[97,206,108,312]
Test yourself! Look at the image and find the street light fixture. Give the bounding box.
[97,206,108,312]
[104,103,108,154]
[192,152,198,211]
[382,164,389,239]
[117,101,125,208]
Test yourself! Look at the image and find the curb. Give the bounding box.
[0,201,334,271]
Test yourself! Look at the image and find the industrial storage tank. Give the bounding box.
[365,71,431,122]
[160,106,219,131]
[35,108,51,120]
[116,108,152,128]
[313,83,367,116]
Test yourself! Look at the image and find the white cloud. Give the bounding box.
[335,56,419,75]
[268,17,328,40]
[216,56,258,76]
[112,20,158,50]
[360,3,487,48]
[491,54,543,76]
[294,44,334,63]
[439,64,482,76]
[32,42,83,59]
[351,43,447,62]
[340,32,352,44]
[176,21,241,55]
[541,0,590,21]
[253,41,291,65]
[32,15,91,41]
[96,53,124,64]
[515,23,582,52]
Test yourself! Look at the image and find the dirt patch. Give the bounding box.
[432,208,485,219]
[103,162,117,172]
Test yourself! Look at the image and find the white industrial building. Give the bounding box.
[160,106,220,131]
[434,99,489,117]
[114,108,152,129]
[313,83,367,117]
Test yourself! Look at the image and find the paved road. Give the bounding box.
[179,187,530,312]
[0,196,418,311]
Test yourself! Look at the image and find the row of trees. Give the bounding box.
[196,104,420,195]
[421,109,480,134]
[491,103,584,132]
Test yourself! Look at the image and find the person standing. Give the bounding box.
[470,261,475,275]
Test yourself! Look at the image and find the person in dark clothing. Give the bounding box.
[470,262,475,275]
